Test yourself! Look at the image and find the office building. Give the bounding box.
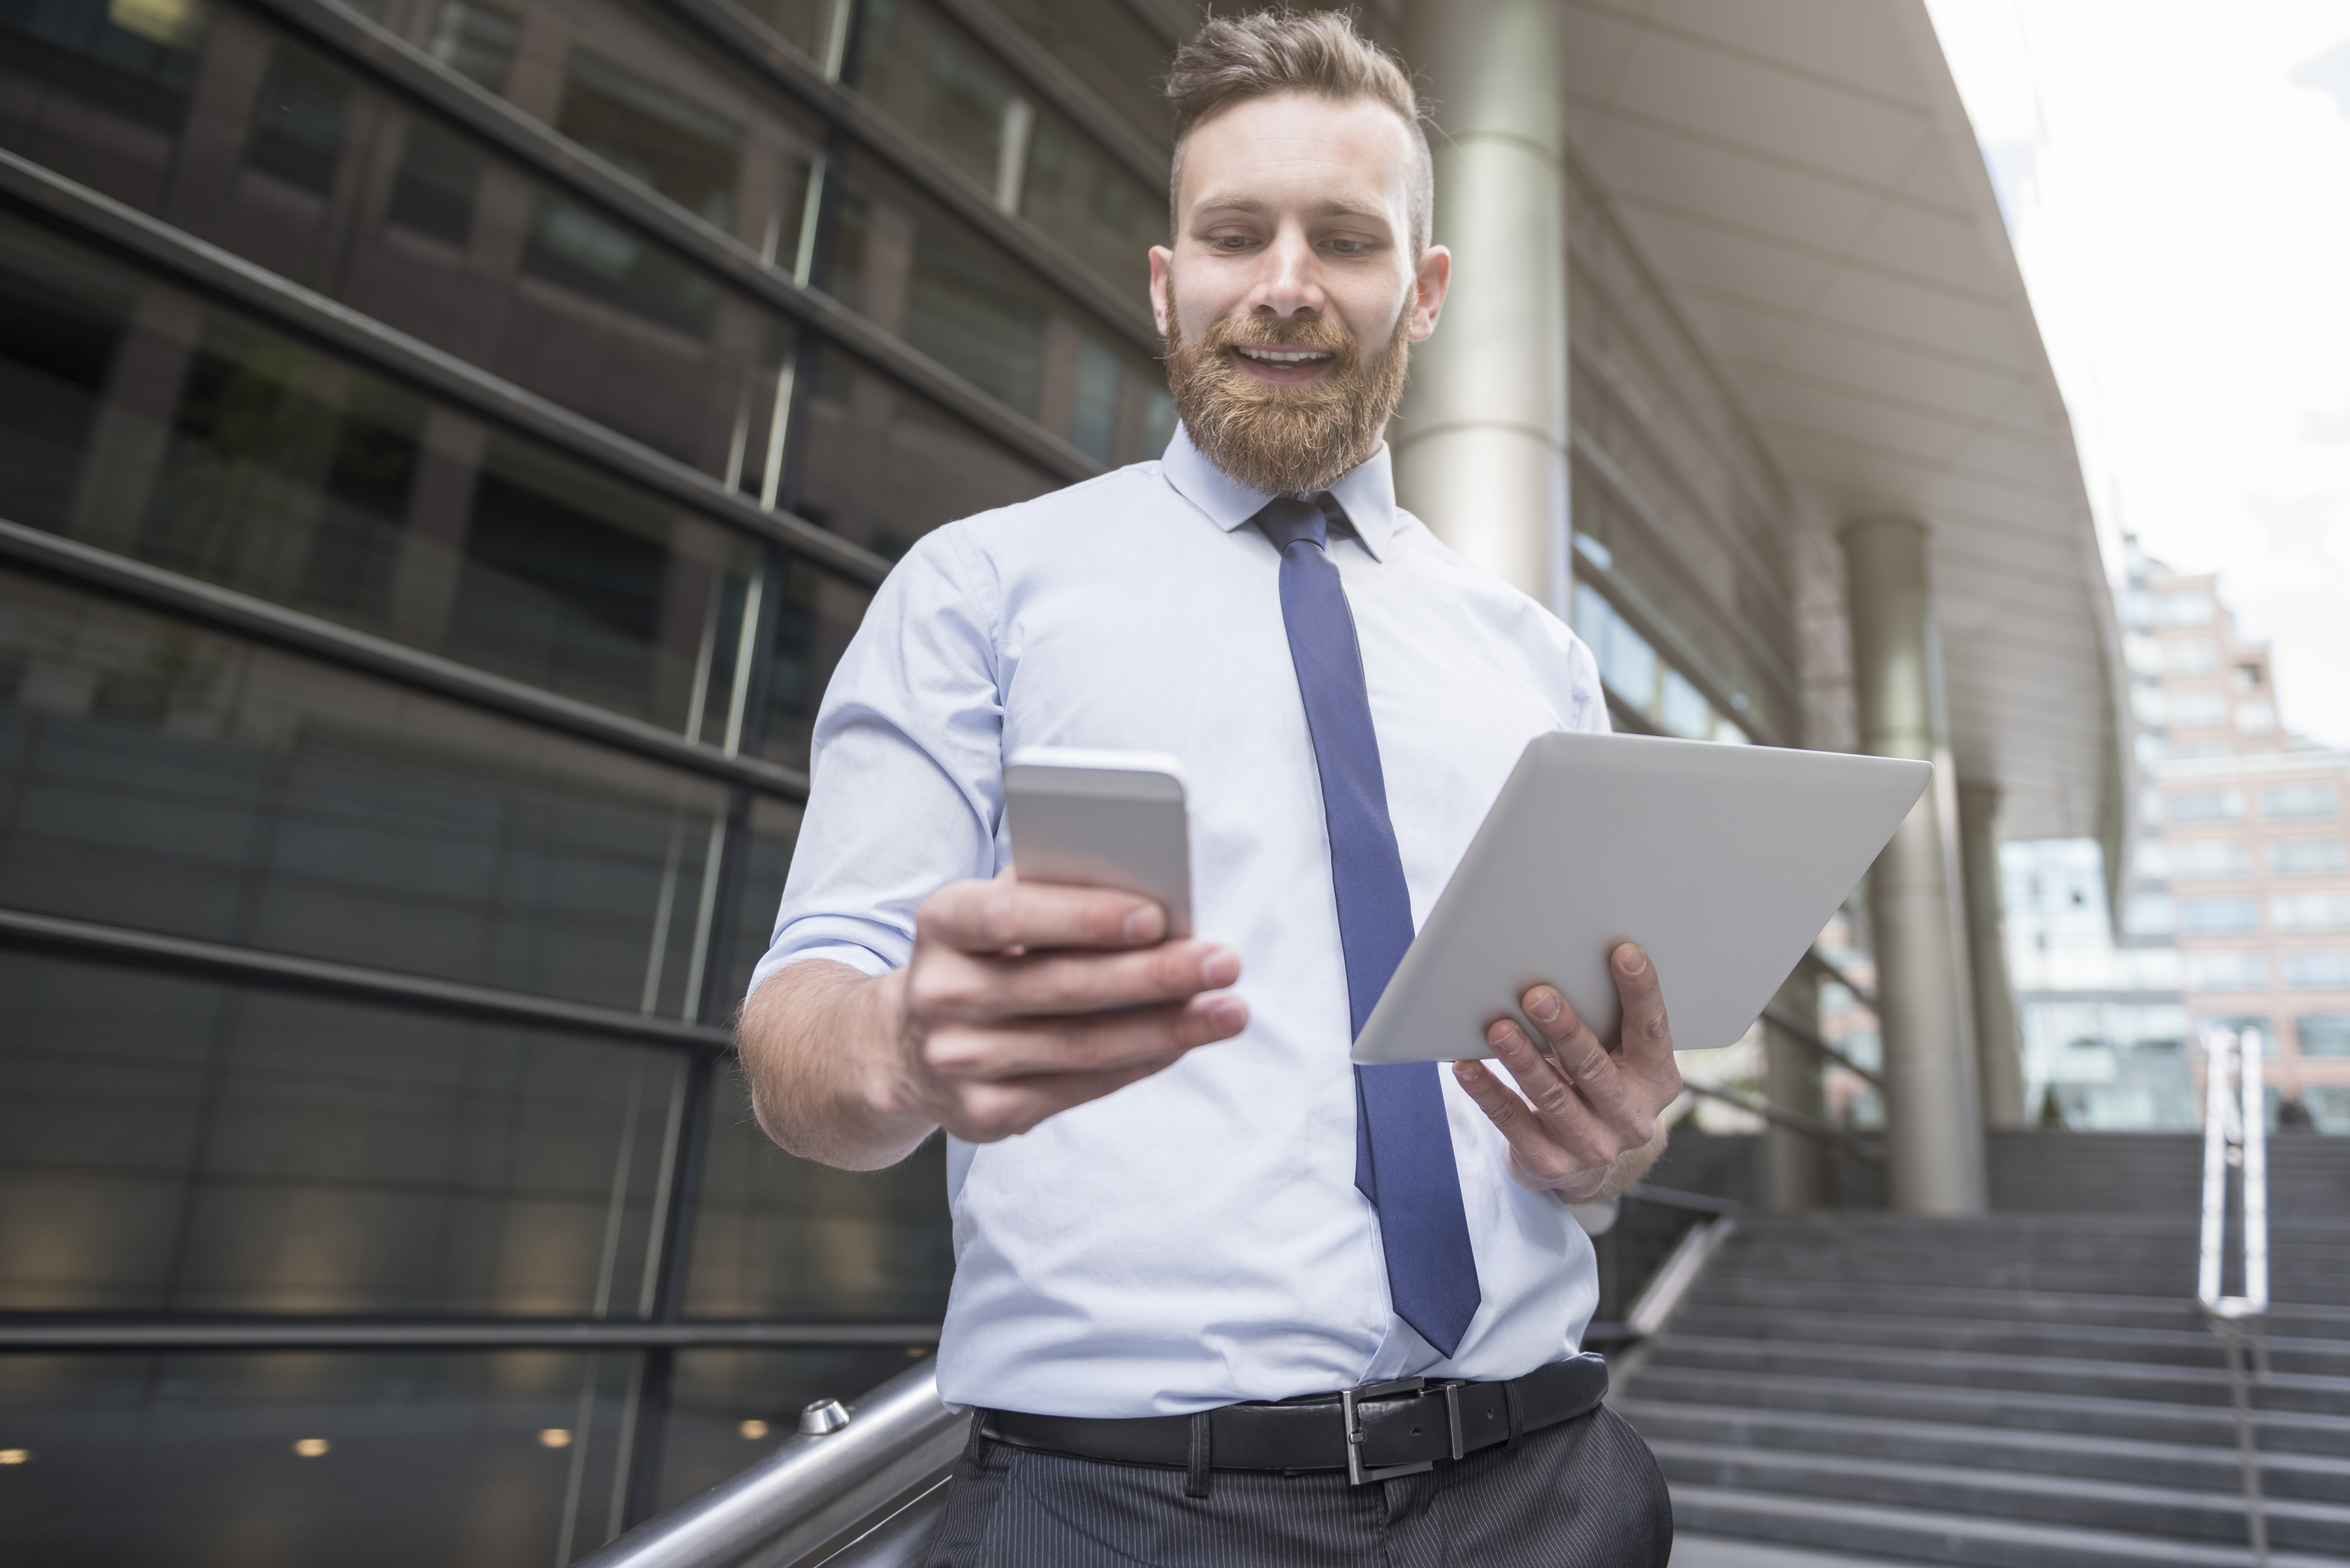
[0,0,2123,1559]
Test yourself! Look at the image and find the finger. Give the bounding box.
[945,1053,1192,1142]
[913,941,1239,1024]
[1511,990,1643,1134]
[1452,1059,1598,1191]
[1611,944,1675,1064]
[925,992,1248,1081]
[921,877,1166,955]
[1486,1016,1608,1131]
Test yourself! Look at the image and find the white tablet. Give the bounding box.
[1349,730,1929,1066]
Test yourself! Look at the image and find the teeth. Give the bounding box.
[1235,346,1334,364]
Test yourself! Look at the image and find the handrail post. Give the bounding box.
[2197,1025,2271,1568]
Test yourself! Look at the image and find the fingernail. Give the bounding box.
[1487,1020,1516,1048]
[1617,945,1647,975]
[1123,906,1164,942]
[1201,948,1240,987]
[1209,997,1246,1030]
[1527,989,1561,1022]
[1454,1060,1478,1080]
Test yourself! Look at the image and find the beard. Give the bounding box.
[1162,293,1413,498]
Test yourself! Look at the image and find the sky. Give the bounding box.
[1923,1,2350,748]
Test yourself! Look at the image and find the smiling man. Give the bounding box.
[736,12,1680,1565]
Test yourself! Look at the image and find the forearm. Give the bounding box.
[737,960,936,1171]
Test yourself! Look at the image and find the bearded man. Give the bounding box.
[737,11,1682,1565]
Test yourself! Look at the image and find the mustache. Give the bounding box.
[1162,300,1413,496]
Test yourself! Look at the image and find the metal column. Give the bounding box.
[1959,780,2027,1129]
[1842,516,1988,1213]
[1394,0,1572,615]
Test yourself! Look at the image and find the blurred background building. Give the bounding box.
[2004,536,2350,1131]
[0,0,2168,1561]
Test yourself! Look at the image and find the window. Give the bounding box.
[2179,896,2261,934]
[2283,952,2350,989]
[2182,951,2268,990]
[245,44,351,194]
[2168,839,2251,880]
[2161,638,2218,674]
[2296,1015,2350,1057]
[387,119,485,244]
[428,0,518,91]
[559,52,745,235]
[2234,662,2265,690]
[2167,789,2245,824]
[2262,784,2340,820]
[0,0,212,136]
[2272,893,2350,932]
[2236,702,2276,734]
[2123,891,2174,936]
[2155,590,2213,626]
[2164,689,2228,728]
[2270,839,2348,876]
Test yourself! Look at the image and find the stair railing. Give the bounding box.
[2197,1024,2269,1567]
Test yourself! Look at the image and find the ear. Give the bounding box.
[1408,245,1451,343]
[1149,246,1176,338]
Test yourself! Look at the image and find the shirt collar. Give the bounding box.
[1159,423,1398,561]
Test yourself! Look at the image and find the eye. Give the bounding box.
[1326,238,1368,256]
[1210,233,1255,251]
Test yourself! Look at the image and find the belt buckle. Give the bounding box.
[1341,1377,1462,1485]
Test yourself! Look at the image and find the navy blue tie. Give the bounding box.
[1257,495,1481,1358]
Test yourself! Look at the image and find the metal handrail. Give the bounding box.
[2199,1027,2270,1319]
[2197,1025,2270,1567]
[574,1358,965,1568]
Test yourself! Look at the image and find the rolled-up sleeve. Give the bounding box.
[748,527,1004,994]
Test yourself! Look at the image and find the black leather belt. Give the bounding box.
[980,1352,1609,1486]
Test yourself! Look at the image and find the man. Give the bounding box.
[738,12,1682,1564]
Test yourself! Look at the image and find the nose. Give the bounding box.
[1245,223,1326,320]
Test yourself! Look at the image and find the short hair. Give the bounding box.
[1165,9,1434,255]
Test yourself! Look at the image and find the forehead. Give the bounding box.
[1177,92,1417,221]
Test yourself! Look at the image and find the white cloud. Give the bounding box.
[1927,1,2350,747]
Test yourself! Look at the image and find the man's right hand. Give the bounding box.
[887,875,1248,1142]
[738,874,1247,1169]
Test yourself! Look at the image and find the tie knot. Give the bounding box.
[1254,495,1330,555]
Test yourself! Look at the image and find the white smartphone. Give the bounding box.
[1003,747,1193,938]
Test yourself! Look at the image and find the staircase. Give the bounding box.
[1619,1137,2350,1566]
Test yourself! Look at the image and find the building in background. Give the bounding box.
[0,0,2124,1561]
[2004,536,2350,1131]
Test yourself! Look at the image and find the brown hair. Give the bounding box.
[1165,10,1434,253]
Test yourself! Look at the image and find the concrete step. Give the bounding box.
[1663,1306,2350,1378]
[1704,1252,2350,1303]
[1668,1484,2342,1568]
[1617,1364,2350,1458]
[1616,1400,2350,1505]
[1685,1277,2350,1341]
[1640,1335,2350,1417]
[1649,1441,2350,1553]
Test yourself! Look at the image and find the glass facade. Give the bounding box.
[0,0,1137,1554]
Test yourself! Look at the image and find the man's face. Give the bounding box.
[1149,92,1450,496]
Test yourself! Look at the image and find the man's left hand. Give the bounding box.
[1451,942,1684,1202]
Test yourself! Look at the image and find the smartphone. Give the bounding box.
[1004,747,1192,938]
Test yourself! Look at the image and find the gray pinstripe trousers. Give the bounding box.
[921,1404,1673,1567]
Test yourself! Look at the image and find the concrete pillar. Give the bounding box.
[1960,781,2028,1128]
[1763,969,1833,1211]
[1842,516,1988,1214]
[1393,0,1572,616]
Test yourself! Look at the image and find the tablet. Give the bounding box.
[1349,730,1930,1066]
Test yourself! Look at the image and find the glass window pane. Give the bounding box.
[0,213,775,736]
[0,0,212,155]
[0,0,821,476]
[1,1349,641,1566]
[725,795,804,1003]
[759,558,873,769]
[794,345,1054,558]
[984,0,1172,151]
[0,570,730,1013]
[1,952,684,1315]
[854,0,1021,198]
[685,1062,952,1321]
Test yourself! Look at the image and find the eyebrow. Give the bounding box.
[1189,195,1395,227]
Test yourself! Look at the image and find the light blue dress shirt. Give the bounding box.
[752,426,1612,1418]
